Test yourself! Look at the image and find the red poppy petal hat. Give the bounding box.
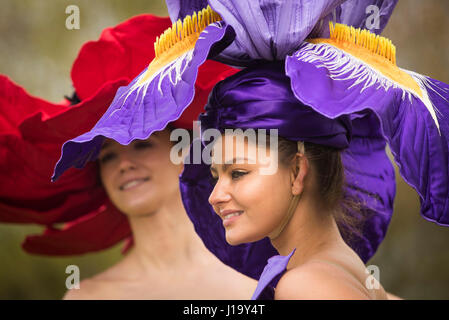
[0,14,237,255]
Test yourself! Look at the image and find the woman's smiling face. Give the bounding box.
[208,133,293,245]
[98,130,182,217]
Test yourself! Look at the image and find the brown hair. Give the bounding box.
[277,136,364,242]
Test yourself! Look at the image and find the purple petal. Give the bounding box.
[339,0,397,33]
[310,0,398,38]
[251,249,295,300]
[165,0,208,22]
[286,41,449,226]
[52,22,231,181]
[341,120,396,262]
[165,1,397,66]
[208,0,345,64]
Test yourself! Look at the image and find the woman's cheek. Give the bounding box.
[233,174,263,207]
[234,174,276,223]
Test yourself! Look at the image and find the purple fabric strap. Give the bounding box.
[251,249,296,300]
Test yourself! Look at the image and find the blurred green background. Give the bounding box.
[1,0,448,299]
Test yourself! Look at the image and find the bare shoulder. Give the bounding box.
[274,261,371,300]
[62,265,124,300]
[62,278,104,300]
[386,292,403,300]
[199,255,259,299]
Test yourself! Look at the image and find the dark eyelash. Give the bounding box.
[134,141,153,149]
[231,170,248,180]
[100,153,116,164]
[208,171,248,185]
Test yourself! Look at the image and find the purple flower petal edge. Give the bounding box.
[165,0,208,22]
[310,0,398,38]
[251,249,295,300]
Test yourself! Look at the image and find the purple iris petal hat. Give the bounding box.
[53,0,405,278]
[180,1,448,263]
[187,19,449,263]
[187,59,398,263]
[285,28,449,227]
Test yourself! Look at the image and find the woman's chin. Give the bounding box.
[115,199,159,217]
[125,210,156,218]
[225,231,260,246]
[225,237,241,246]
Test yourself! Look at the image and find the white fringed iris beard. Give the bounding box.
[292,23,447,134]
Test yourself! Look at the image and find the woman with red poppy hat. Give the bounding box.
[0,14,276,299]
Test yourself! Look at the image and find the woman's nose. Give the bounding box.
[118,154,137,174]
[208,180,232,207]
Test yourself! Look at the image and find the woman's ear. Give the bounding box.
[290,153,309,196]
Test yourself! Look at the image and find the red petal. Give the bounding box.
[22,199,131,255]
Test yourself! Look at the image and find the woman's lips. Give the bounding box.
[222,210,243,227]
[119,177,150,191]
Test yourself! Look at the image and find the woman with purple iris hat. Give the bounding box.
[53,0,449,299]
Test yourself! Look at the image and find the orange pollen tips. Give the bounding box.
[137,5,222,85]
[154,5,222,59]
[307,22,422,97]
[328,22,397,65]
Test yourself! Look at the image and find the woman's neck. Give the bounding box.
[271,196,344,269]
[125,191,211,275]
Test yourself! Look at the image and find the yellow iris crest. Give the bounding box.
[327,22,396,65]
[309,22,421,98]
[306,23,441,133]
[138,5,222,86]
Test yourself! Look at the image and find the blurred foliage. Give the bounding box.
[0,0,448,299]
[0,224,123,299]
[370,0,449,299]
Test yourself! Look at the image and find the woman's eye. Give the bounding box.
[99,153,116,164]
[231,170,248,180]
[134,141,153,149]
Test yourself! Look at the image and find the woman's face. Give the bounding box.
[98,130,182,217]
[208,133,293,245]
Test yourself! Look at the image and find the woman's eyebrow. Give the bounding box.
[224,157,253,165]
[210,165,229,173]
[211,157,252,173]
[228,157,254,171]
[100,141,111,150]
[149,132,161,140]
